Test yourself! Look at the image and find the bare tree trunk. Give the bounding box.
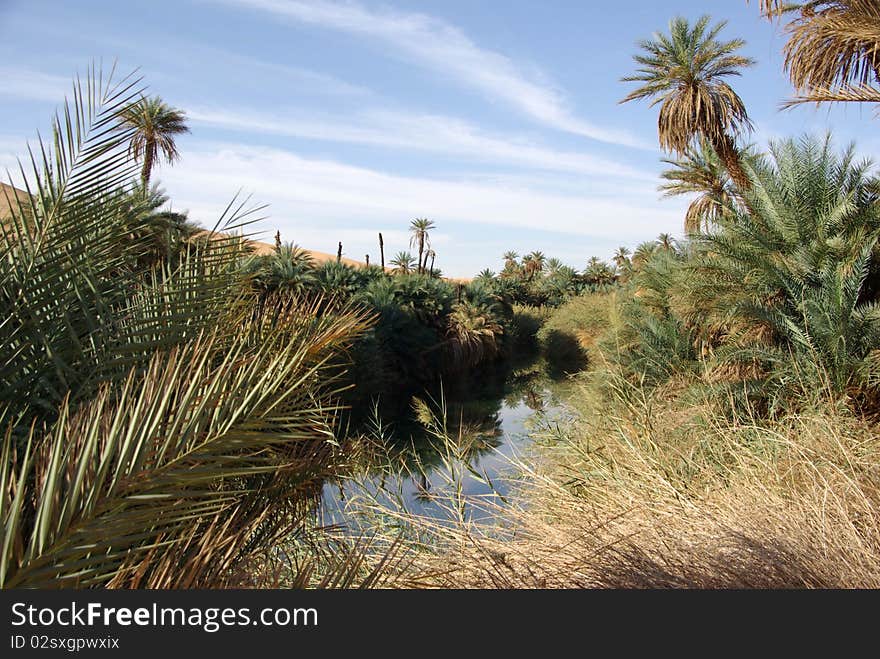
[379,232,385,270]
[337,242,342,263]
[365,254,369,266]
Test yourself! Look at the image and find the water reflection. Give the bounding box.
[322,356,569,524]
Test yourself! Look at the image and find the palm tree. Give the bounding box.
[121,96,190,187]
[657,233,676,252]
[754,1,880,107]
[501,251,521,279]
[632,240,659,269]
[584,256,616,286]
[659,137,737,233]
[545,257,565,275]
[259,242,316,294]
[523,251,546,281]
[692,134,880,392]
[1,68,372,588]
[621,16,755,191]
[613,247,632,269]
[409,218,435,274]
[475,268,496,283]
[425,249,437,276]
[389,251,417,274]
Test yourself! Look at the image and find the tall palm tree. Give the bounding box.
[409,218,435,274]
[425,249,437,276]
[501,251,521,279]
[523,251,546,281]
[613,246,632,269]
[659,137,737,233]
[121,96,190,187]
[621,16,755,191]
[657,233,676,252]
[754,1,880,107]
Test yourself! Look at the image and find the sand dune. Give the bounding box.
[2,183,468,280]
[0,182,29,218]
[241,235,376,269]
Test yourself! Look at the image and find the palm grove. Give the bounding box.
[3,0,880,588]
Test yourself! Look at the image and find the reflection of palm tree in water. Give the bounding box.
[524,387,545,412]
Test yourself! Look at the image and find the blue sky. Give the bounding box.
[0,0,877,276]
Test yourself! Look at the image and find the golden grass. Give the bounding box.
[353,370,880,588]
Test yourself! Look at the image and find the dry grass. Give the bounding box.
[358,373,880,588]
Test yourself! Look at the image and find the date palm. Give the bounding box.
[390,251,417,274]
[660,137,736,233]
[632,240,659,269]
[121,95,190,187]
[501,251,521,278]
[546,257,565,275]
[657,233,677,252]
[621,16,755,191]
[522,251,546,281]
[0,68,374,588]
[754,1,880,107]
[693,134,880,392]
[409,218,435,274]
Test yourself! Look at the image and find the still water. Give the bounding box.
[321,358,572,525]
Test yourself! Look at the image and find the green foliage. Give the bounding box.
[510,305,551,352]
[537,294,614,375]
[247,242,316,295]
[315,260,370,300]
[693,134,880,396]
[603,134,880,411]
[0,69,370,587]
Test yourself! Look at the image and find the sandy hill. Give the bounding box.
[242,236,374,269]
[1,183,470,280]
[0,182,29,218]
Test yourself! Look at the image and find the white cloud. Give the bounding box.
[0,67,71,103]
[187,106,655,180]
[159,141,682,275]
[214,0,646,148]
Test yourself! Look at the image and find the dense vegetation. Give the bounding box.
[3,1,880,588]
[333,3,880,588]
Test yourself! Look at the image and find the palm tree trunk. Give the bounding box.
[710,133,750,192]
[429,253,435,276]
[141,147,154,188]
[379,233,385,270]
[418,236,424,275]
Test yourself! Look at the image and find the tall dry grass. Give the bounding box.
[350,367,880,588]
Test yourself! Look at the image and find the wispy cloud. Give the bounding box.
[187,106,655,180]
[160,141,682,275]
[0,67,71,103]
[214,0,646,149]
